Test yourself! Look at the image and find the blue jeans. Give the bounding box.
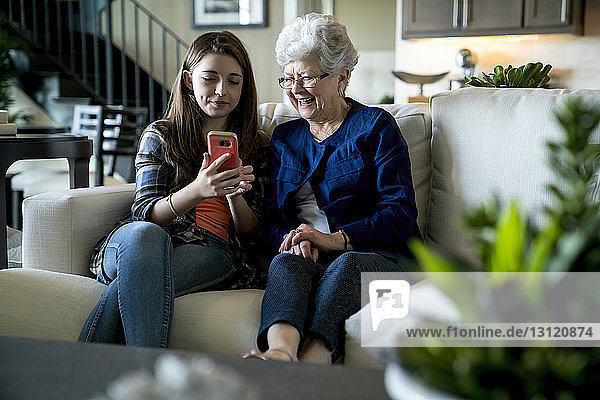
[78,221,235,348]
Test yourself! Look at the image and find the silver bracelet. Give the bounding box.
[166,193,183,219]
[338,229,349,251]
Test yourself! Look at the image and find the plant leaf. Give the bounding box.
[490,202,525,271]
[524,220,561,272]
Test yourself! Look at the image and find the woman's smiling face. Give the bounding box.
[283,56,341,123]
[184,53,243,124]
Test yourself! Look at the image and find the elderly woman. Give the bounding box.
[243,13,419,364]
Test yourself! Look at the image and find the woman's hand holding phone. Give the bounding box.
[192,153,255,201]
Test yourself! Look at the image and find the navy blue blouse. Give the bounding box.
[264,98,420,261]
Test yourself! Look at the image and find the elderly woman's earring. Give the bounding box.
[338,87,344,98]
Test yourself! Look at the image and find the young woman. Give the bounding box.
[79,31,268,348]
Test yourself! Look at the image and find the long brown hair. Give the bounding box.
[162,31,260,186]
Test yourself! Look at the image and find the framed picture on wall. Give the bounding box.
[192,0,267,28]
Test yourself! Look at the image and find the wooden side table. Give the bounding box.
[0,134,93,268]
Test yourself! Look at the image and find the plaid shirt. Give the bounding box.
[90,121,270,289]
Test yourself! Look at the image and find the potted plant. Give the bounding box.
[0,10,30,122]
[466,63,552,88]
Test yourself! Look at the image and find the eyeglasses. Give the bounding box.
[278,73,330,89]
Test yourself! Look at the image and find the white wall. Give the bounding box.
[123,0,397,104]
[394,0,600,102]
[334,0,397,103]
[114,0,285,104]
[335,0,395,50]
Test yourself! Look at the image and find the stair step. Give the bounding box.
[4,1,172,122]
[28,55,63,72]
[51,97,92,105]
[59,78,91,97]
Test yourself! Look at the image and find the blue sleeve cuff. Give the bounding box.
[340,220,372,249]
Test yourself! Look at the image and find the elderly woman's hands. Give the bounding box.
[279,224,351,261]
[279,232,319,262]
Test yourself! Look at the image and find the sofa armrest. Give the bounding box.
[22,184,135,276]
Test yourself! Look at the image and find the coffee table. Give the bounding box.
[0,336,390,399]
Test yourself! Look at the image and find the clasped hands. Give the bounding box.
[279,224,345,262]
[193,153,255,200]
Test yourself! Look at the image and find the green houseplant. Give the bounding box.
[466,63,552,88]
[0,11,30,122]
[379,94,394,104]
[393,97,600,400]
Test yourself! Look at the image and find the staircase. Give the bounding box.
[3,0,188,124]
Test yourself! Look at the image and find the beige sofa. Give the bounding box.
[2,88,599,367]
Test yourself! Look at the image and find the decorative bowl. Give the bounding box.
[391,71,449,85]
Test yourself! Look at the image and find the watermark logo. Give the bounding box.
[369,279,410,331]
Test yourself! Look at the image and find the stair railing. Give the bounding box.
[6,0,188,121]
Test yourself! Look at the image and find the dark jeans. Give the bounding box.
[258,251,403,362]
[78,221,235,348]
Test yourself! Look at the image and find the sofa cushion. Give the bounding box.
[427,87,600,266]
[258,102,432,237]
[0,269,264,355]
[379,103,432,238]
[0,269,106,341]
[170,289,263,354]
[258,102,300,137]
[344,279,459,369]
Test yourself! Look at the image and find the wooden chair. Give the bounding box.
[71,105,119,180]
[92,106,148,186]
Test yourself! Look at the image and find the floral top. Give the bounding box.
[89,120,270,289]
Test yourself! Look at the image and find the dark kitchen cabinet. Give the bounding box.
[402,0,458,36]
[402,0,583,38]
[462,0,523,31]
[524,0,583,34]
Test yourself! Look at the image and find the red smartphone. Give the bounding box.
[207,131,239,172]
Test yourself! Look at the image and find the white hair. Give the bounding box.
[275,13,359,75]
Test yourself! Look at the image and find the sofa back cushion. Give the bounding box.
[258,102,432,237]
[427,87,600,266]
